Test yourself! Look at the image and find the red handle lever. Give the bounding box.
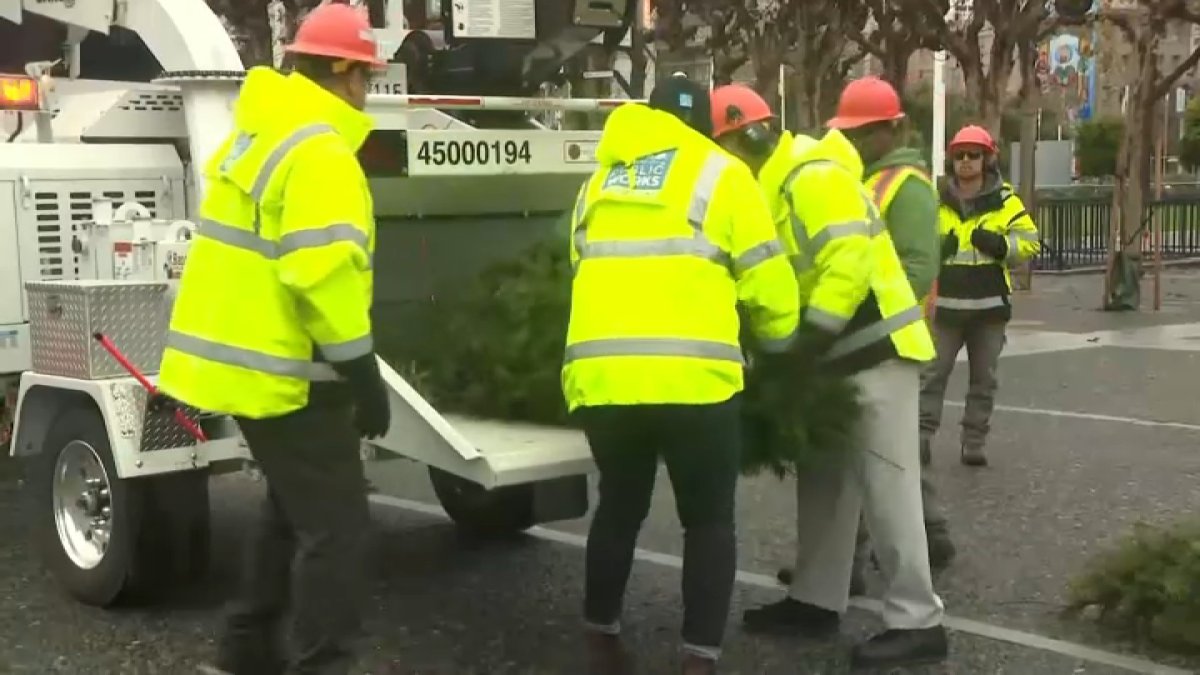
[93,333,208,442]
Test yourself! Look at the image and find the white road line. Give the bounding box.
[368,494,1192,675]
[946,400,1200,432]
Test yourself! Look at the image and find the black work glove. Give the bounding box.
[940,233,959,262]
[331,353,391,439]
[971,229,1008,260]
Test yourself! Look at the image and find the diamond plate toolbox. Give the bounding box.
[27,280,171,380]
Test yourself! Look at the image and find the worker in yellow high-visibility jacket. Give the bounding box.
[920,125,1042,468]
[162,6,390,674]
[708,83,948,671]
[564,75,799,675]
[773,77,956,600]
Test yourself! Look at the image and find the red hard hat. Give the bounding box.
[826,77,905,130]
[286,2,386,67]
[949,125,997,153]
[710,84,774,139]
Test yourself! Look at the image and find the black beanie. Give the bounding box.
[648,75,713,138]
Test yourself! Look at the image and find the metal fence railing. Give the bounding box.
[1032,195,1200,271]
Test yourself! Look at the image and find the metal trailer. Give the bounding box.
[0,0,642,607]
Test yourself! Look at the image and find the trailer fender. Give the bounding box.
[9,373,247,478]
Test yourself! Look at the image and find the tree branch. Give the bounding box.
[1155,44,1200,98]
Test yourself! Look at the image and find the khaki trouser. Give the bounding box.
[788,359,945,629]
[919,316,1007,450]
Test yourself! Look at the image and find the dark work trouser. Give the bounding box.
[576,396,742,660]
[919,315,1008,450]
[217,398,370,675]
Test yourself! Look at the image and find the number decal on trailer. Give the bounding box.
[415,140,534,166]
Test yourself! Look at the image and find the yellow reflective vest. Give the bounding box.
[757,129,934,369]
[562,103,800,411]
[936,177,1041,319]
[158,67,376,419]
[864,164,938,319]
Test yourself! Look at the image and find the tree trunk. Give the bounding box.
[880,48,911,89]
[1106,29,1161,311]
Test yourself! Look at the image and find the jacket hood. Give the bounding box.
[939,166,1010,218]
[596,103,710,165]
[865,147,928,176]
[796,129,864,177]
[758,128,864,201]
[231,67,373,152]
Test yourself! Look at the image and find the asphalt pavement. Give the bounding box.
[1,272,1199,675]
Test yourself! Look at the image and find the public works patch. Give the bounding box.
[603,150,677,192]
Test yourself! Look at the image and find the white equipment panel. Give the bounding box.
[405,129,600,176]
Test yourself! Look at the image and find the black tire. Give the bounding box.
[27,404,146,607]
[27,403,212,607]
[428,466,535,537]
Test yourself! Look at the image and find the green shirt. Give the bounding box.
[864,147,941,300]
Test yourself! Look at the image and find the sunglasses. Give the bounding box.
[953,150,983,161]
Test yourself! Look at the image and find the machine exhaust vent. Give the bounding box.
[31,189,159,280]
[120,92,183,112]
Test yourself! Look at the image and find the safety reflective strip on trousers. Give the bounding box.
[783,159,921,360]
[571,152,784,276]
[565,151,765,366]
[175,122,366,381]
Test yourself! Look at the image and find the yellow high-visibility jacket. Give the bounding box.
[158,67,376,419]
[865,161,939,320]
[755,129,934,372]
[562,103,800,411]
[936,176,1041,320]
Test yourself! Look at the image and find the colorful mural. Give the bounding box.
[1037,28,1098,121]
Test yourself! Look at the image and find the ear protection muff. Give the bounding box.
[725,104,773,156]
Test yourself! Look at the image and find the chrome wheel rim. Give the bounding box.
[52,441,112,569]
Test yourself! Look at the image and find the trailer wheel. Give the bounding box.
[428,467,534,537]
[27,404,211,606]
[28,404,144,606]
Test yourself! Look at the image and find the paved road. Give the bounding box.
[1,272,1199,674]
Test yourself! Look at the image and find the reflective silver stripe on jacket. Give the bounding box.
[573,152,780,272]
[1006,229,1037,265]
[934,296,1007,310]
[319,334,374,361]
[249,123,337,202]
[783,160,885,272]
[823,305,924,361]
[166,331,341,381]
[197,219,373,267]
[563,337,745,365]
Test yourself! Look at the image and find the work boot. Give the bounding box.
[742,598,840,637]
[960,444,987,467]
[681,653,717,675]
[919,437,932,466]
[585,631,634,675]
[775,567,866,596]
[850,626,948,670]
[927,528,957,571]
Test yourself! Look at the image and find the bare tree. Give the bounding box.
[785,0,869,130]
[906,0,1057,138]
[846,0,943,87]
[1088,0,1200,309]
[207,0,274,66]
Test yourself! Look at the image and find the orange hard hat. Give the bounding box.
[826,76,905,130]
[710,84,774,139]
[949,125,997,153]
[286,2,386,67]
